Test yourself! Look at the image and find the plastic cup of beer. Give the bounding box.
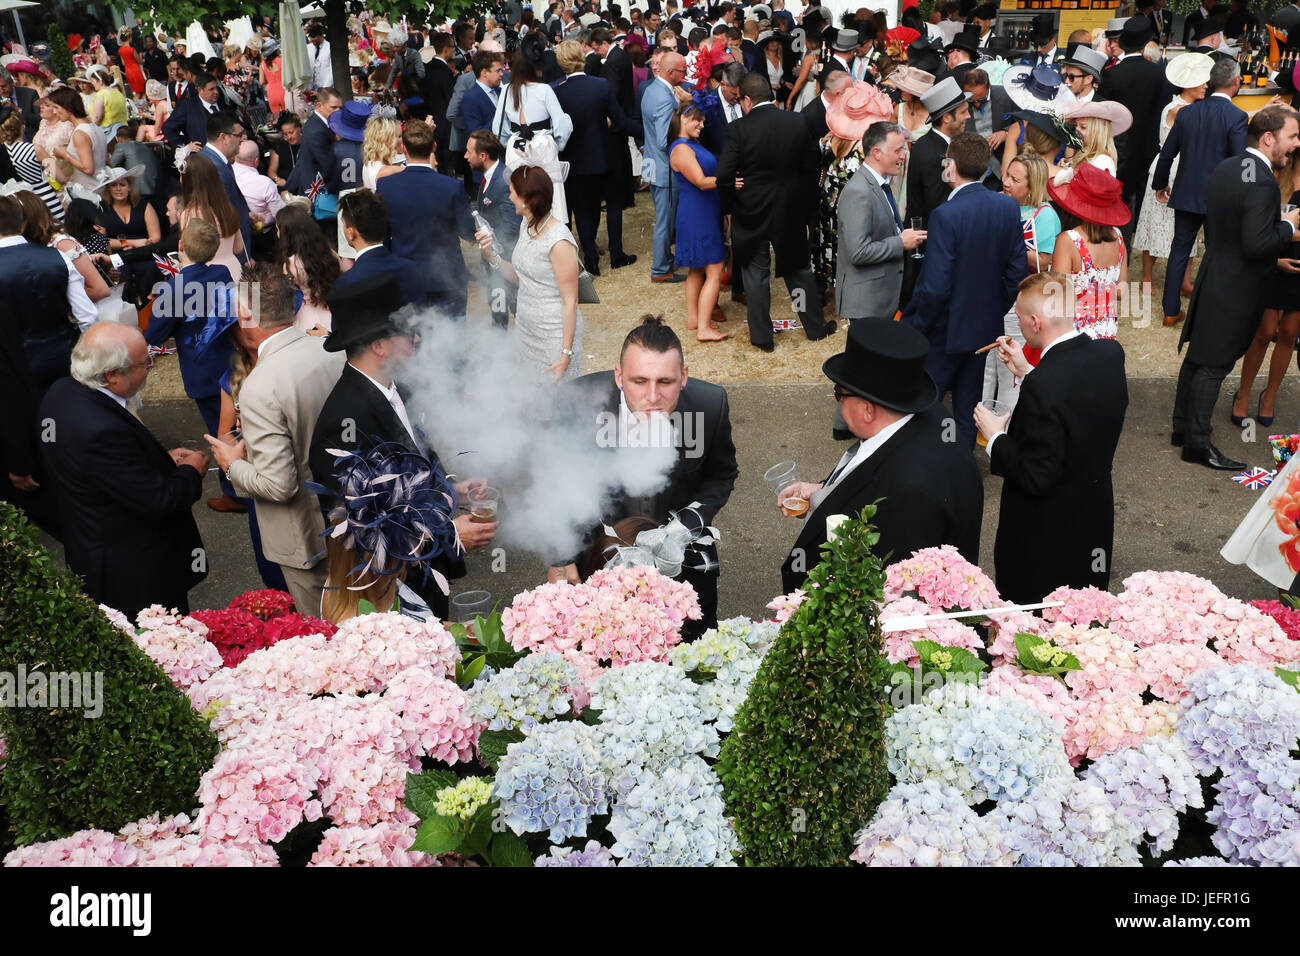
[976,399,1010,448]
[468,486,499,523]
[451,590,492,623]
[765,461,807,516]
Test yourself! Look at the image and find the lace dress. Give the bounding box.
[1067,228,1123,340]
[65,122,106,189]
[1133,96,1199,260]
[510,218,583,383]
[814,144,865,293]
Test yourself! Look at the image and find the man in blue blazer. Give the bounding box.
[202,111,253,260]
[643,51,689,282]
[376,121,477,316]
[334,189,431,306]
[461,50,505,165]
[902,132,1028,449]
[1151,57,1247,325]
[285,87,342,196]
[162,72,224,150]
[466,129,522,327]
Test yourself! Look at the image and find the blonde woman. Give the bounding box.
[361,112,405,190]
[1062,100,1130,178]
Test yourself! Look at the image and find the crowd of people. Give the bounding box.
[5,1,1300,632]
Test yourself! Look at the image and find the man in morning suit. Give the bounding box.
[1101,18,1173,245]
[902,131,1027,449]
[334,189,432,307]
[39,324,209,617]
[801,69,851,142]
[422,34,459,169]
[1152,56,1246,326]
[161,72,224,150]
[204,263,345,616]
[977,272,1128,604]
[466,130,522,327]
[309,274,497,621]
[284,87,342,195]
[1172,106,1300,470]
[376,121,477,317]
[834,122,926,321]
[553,317,738,640]
[779,318,982,593]
[716,72,834,351]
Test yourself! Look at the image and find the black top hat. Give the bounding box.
[823,318,937,413]
[986,34,1012,56]
[946,25,980,57]
[1118,17,1152,51]
[323,273,415,353]
[1193,18,1225,42]
[907,35,944,75]
[1029,12,1056,44]
[970,2,997,20]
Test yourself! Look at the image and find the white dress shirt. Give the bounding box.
[985,329,1083,455]
[351,363,416,444]
[96,386,127,409]
[233,160,285,223]
[809,414,915,514]
[0,235,97,331]
[721,96,743,123]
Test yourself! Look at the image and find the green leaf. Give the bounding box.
[1276,667,1300,691]
[477,728,526,769]
[459,655,486,687]
[489,829,534,867]
[357,598,378,616]
[1013,633,1045,661]
[404,769,457,820]
[409,815,464,855]
[459,819,493,858]
[911,639,943,660]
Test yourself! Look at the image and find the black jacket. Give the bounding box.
[716,103,819,276]
[421,57,457,156]
[38,378,206,617]
[602,44,638,123]
[1181,151,1296,365]
[564,371,738,573]
[780,404,983,593]
[553,73,630,178]
[903,128,951,226]
[1100,55,1173,194]
[990,334,1127,604]
[801,95,829,141]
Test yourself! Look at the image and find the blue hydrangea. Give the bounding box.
[990,774,1142,866]
[606,755,739,867]
[1176,666,1300,777]
[668,617,773,733]
[886,682,1071,804]
[1084,735,1205,856]
[533,840,617,867]
[851,779,1012,866]
[694,654,763,733]
[493,722,609,844]
[1207,756,1300,864]
[466,651,578,731]
[1163,857,1238,867]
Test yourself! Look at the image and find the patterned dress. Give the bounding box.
[1067,228,1124,341]
[814,144,865,293]
[511,218,584,383]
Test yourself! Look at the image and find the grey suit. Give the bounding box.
[834,166,905,320]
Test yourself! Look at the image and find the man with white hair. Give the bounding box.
[38,323,210,616]
[232,138,285,226]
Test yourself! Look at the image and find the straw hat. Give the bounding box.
[1166,51,1214,89]
[1048,162,1130,227]
[885,65,934,98]
[826,81,895,141]
[95,165,146,191]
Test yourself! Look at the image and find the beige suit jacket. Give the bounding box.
[228,327,346,568]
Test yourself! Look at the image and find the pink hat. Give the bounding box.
[5,59,42,78]
[826,81,895,142]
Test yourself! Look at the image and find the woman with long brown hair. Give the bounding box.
[275,203,342,335]
[44,85,104,188]
[180,151,245,280]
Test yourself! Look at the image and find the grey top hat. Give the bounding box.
[832,29,859,52]
[919,75,973,121]
[1105,17,1128,37]
[1065,45,1107,78]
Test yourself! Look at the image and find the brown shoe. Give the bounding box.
[711,305,727,323]
[207,494,248,514]
[651,272,686,283]
[731,292,747,305]
[1163,311,1185,327]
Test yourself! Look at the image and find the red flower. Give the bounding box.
[1248,600,1300,644]
[227,589,296,621]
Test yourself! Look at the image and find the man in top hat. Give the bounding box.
[1191,18,1236,64]
[945,25,980,79]
[308,272,495,620]
[1060,45,1108,105]
[1139,0,1172,46]
[1183,0,1221,48]
[906,35,944,79]
[1101,17,1171,245]
[822,28,859,83]
[205,262,346,616]
[1021,13,1059,68]
[976,270,1128,603]
[904,75,971,231]
[778,317,982,593]
[1101,18,1127,69]
[971,3,997,47]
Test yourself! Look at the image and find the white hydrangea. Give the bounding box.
[607,755,739,867]
[465,651,578,731]
[991,774,1142,866]
[1084,735,1204,856]
[851,779,1014,866]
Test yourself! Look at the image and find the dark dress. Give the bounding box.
[671,137,726,268]
[98,199,154,304]
[1267,189,1300,312]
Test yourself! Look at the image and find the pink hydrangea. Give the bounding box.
[99,604,135,634]
[585,565,702,628]
[1108,592,1217,648]
[986,610,1045,661]
[1052,624,1146,698]
[882,546,1001,609]
[317,750,411,827]
[502,581,594,657]
[132,616,223,690]
[383,668,482,765]
[308,823,441,867]
[1249,599,1300,643]
[983,663,1076,733]
[1206,597,1300,667]
[879,597,985,664]
[3,829,139,866]
[575,591,682,666]
[1135,642,1227,701]
[1041,586,1118,627]
[1065,690,1149,762]
[135,836,281,866]
[196,751,323,846]
[766,589,807,624]
[1120,570,1226,611]
[117,812,195,847]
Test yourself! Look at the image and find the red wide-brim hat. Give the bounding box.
[1048,162,1130,228]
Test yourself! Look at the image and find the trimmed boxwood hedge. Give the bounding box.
[0,501,219,846]
[716,506,892,865]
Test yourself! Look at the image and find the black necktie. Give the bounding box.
[881,183,902,231]
[826,441,862,486]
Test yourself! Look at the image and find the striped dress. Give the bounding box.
[5,141,63,223]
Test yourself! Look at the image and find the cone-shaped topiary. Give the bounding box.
[716,505,892,865]
[46,24,74,82]
[0,502,219,845]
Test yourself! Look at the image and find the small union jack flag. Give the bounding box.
[1233,467,1275,490]
[147,345,176,357]
[1022,217,1036,255]
[305,173,326,201]
[153,253,180,277]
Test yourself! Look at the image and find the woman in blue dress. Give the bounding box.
[669,105,729,343]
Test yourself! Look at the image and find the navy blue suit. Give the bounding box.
[201,146,252,256]
[145,262,235,402]
[1152,93,1248,318]
[285,111,336,195]
[554,72,632,268]
[461,82,500,142]
[162,97,218,149]
[376,164,476,315]
[902,183,1028,447]
[330,138,364,193]
[332,245,432,306]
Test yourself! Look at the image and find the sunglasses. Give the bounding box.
[833,386,857,402]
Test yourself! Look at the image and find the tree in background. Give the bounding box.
[46,23,74,81]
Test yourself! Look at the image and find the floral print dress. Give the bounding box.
[814,144,865,294]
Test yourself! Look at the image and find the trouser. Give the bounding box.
[279,561,328,617]
[1122,175,1145,251]
[678,567,718,643]
[566,173,604,269]
[650,178,678,276]
[1164,210,1204,319]
[1172,355,1233,452]
[981,306,1026,415]
[194,392,236,500]
[739,243,828,347]
[246,502,288,591]
[924,345,985,449]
